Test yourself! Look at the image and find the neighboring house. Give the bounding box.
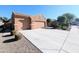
[72,19,79,26]
[0,19,4,31]
[0,19,3,24]
[11,12,47,30]
[74,19,79,26]
[0,19,3,25]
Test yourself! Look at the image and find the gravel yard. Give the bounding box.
[0,32,41,53]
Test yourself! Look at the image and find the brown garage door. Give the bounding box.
[31,21,45,29]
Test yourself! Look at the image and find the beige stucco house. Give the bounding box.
[11,12,47,31]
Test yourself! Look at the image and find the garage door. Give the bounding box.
[31,22,45,29]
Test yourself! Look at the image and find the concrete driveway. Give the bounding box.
[19,26,79,53]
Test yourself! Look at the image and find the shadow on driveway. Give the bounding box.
[3,38,18,43]
[2,34,12,37]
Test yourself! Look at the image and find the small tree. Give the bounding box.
[46,18,52,27]
[57,16,67,24]
[62,13,75,24]
[50,20,58,29]
[57,16,69,30]
[1,17,8,23]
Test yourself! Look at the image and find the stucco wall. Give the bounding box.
[14,17,46,30]
[31,21,45,29]
[12,13,47,30]
[14,17,31,30]
[14,18,24,30]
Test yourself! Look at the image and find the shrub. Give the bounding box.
[11,30,21,40]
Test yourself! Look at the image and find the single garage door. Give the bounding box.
[31,21,45,29]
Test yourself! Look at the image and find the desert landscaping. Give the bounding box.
[0,6,79,53]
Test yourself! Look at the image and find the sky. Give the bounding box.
[0,5,79,20]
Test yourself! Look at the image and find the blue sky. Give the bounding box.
[0,5,79,20]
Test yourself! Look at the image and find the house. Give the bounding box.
[11,12,47,31]
[0,19,3,26]
[72,18,79,26]
[0,18,4,32]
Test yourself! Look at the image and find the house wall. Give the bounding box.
[14,17,31,30]
[31,21,45,29]
[12,13,47,30]
[31,15,47,29]
[14,18,45,30]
